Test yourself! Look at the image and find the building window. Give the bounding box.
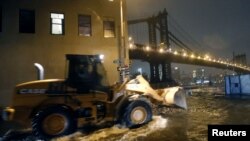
[103,20,115,38]
[19,9,35,33]
[50,13,64,35]
[78,15,91,36]
[0,6,2,32]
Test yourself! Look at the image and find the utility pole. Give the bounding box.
[110,0,127,82]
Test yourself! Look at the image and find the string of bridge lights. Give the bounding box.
[128,37,250,71]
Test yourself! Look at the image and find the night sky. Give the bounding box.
[126,0,250,74]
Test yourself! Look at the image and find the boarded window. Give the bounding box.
[103,20,115,38]
[19,9,35,33]
[51,13,64,35]
[78,15,91,36]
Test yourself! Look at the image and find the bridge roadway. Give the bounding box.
[129,47,250,74]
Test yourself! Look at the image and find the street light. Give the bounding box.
[109,0,127,82]
[112,0,125,59]
[120,0,125,62]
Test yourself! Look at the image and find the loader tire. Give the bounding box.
[121,98,152,128]
[32,106,77,140]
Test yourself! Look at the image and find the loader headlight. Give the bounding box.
[99,54,104,61]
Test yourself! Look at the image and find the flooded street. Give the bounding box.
[54,90,250,141]
[1,89,250,141]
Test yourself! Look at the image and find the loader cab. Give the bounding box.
[66,54,107,93]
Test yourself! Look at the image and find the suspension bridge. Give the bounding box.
[127,9,250,87]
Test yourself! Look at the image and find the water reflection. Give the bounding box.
[54,116,168,141]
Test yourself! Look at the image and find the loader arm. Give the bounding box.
[125,75,187,109]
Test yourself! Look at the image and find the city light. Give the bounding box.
[167,48,172,52]
[137,68,142,74]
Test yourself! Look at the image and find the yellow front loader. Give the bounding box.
[2,54,186,140]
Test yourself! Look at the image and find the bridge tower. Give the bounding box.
[159,9,170,48]
[147,9,173,86]
[148,16,157,49]
[148,16,159,83]
[128,9,176,87]
[158,9,172,84]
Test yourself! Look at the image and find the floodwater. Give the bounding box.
[1,88,250,141]
[54,89,250,141]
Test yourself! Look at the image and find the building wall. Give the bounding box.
[0,0,128,106]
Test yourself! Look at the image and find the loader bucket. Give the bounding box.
[126,75,187,109]
[160,87,187,109]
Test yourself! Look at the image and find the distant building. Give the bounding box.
[180,71,193,85]
[172,66,180,82]
[192,68,208,85]
[0,0,129,106]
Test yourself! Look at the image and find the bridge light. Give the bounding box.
[204,54,210,61]
[145,46,151,51]
[190,54,195,58]
[182,52,187,57]
[197,56,201,59]
[174,51,178,55]
[159,48,164,53]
